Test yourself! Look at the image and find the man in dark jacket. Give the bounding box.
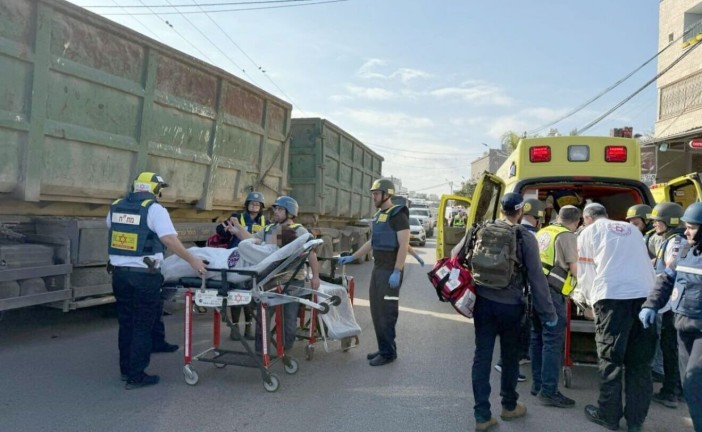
[452,192,557,431]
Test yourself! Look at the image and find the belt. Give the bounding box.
[113,266,161,274]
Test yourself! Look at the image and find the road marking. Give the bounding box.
[352,298,472,323]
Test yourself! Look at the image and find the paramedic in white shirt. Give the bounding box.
[576,203,657,432]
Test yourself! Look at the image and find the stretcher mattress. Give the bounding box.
[162,234,314,283]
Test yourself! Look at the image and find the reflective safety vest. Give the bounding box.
[372,205,403,251]
[108,191,165,256]
[536,224,572,295]
[671,249,702,320]
[452,215,467,227]
[240,213,266,234]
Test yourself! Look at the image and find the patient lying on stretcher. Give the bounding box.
[162,227,299,282]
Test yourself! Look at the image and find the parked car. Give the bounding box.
[409,216,427,246]
[409,208,434,237]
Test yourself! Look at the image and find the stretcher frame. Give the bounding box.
[297,261,359,360]
[166,238,340,392]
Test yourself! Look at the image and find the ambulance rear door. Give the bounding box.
[436,194,471,260]
[467,172,506,227]
[666,172,702,208]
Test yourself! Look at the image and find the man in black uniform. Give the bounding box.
[338,178,409,366]
[107,172,207,389]
[451,192,557,431]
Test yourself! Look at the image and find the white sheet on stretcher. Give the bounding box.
[318,281,361,340]
[162,234,314,282]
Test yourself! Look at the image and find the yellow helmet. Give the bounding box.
[133,172,169,195]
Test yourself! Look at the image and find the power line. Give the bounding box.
[110,0,163,41]
[529,27,693,135]
[578,38,702,135]
[133,0,216,62]
[158,0,262,86]
[369,142,485,156]
[86,0,319,8]
[189,2,304,112]
[97,0,349,15]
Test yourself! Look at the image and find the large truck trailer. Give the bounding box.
[0,0,381,312]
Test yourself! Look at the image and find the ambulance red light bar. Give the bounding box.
[529,146,551,162]
[605,146,627,162]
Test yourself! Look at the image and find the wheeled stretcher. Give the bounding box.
[164,235,340,392]
[297,261,361,360]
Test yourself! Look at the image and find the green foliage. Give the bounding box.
[455,181,477,198]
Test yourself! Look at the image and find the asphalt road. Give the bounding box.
[0,238,694,431]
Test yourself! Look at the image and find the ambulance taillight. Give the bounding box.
[529,146,551,162]
[605,146,627,162]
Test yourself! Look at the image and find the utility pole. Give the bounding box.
[445,179,454,194]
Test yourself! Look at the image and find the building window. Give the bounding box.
[669,33,674,43]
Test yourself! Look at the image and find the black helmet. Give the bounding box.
[649,202,684,227]
[370,178,395,196]
[245,191,265,208]
[625,204,652,221]
[522,198,544,218]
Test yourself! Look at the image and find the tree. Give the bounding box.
[455,180,477,198]
[500,131,521,153]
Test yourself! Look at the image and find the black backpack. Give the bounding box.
[462,220,523,289]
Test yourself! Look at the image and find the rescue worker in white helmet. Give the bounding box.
[625,204,656,259]
[107,172,207,389]
[647,202,686,408]
[236,195,321,353]
[216,191,267,341]
[641,202,702,431]
[337,178,410,366]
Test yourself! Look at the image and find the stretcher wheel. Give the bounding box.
[284,358,299,375]
[263,373,280,392]
[183,365,199,385]
[563,366,572,388]
[330,295,341,306]
[318,303,330,315]
[305,345,315,361]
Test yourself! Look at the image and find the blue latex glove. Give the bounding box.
[389,269,402,289]
[544,317,558,327]
[411,252,425,266]
[639,308,657,329]
[337,256,354,266]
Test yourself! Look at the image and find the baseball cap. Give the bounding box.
[500,192,524,212]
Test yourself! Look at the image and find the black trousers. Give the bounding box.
[369,267,400,359]
[678,330,702,432]
[112,271,162,380]
[659,310,681,397]
[593,298,657,427]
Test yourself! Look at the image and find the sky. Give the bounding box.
[68,0,661,196]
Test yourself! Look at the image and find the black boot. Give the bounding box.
[230,324,241,341]
[244,322,254,340]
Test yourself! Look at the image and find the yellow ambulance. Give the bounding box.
[649,172,702,208]
[436,136,656,342]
